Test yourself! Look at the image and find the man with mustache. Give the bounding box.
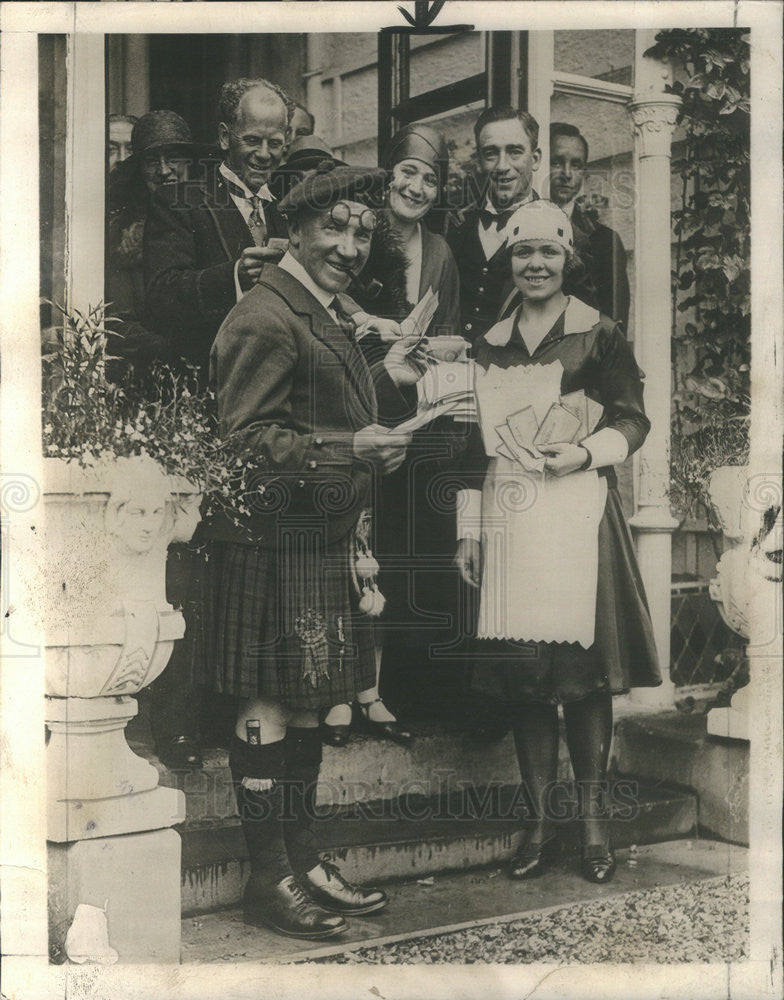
[447,105,541,344]
[144,78,291,374]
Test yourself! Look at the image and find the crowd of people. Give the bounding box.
[106,76,660,941]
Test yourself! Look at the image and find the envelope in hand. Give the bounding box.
[506,405,543,457]
[496,423,547,473]
[559,390,604,438]
[532,402,582,449]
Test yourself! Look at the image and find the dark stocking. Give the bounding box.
[562,690,614,849]
[282,727,323,878]
[511,702,560,844]
[229,737,291,895]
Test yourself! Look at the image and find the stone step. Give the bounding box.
[179,781,697,916]
[613,710,749,845]
[142,699,657,828]
[181,839,748,965]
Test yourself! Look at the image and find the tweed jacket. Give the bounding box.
[144,161,288,374]
[205,264,407,548]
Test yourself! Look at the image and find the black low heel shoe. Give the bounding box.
[508,834,557,881]
[353,698,413,746]
[581,845,617,884]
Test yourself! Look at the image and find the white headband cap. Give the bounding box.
[505,200,574,251]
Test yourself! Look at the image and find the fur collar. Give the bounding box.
[350,212,411,316]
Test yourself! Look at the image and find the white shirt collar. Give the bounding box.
[560,197,577,219]
[219,161,272,201]
[278,251,338,314]
[484,296,601,347]
[482,189,534,216]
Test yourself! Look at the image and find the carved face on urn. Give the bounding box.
[105,457,171,554]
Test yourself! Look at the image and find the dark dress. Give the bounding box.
[349,217,470,716]
[463,298,661,705]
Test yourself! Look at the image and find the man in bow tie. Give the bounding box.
[144,77,291,375]
[447,105,541,344]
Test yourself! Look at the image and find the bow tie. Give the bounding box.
[479,208,516,232]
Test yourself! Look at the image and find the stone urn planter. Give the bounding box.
[34,455,203,963]
[706,466,783,740]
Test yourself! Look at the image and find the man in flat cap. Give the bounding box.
[196,163,425,940]
[144,78,291,374]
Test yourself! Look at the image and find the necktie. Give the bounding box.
[247,194,267,247]
[330,296,356,339]
[479,207,515,232]
[224,176,268,246]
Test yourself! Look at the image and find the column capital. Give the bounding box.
[628,95,682,157]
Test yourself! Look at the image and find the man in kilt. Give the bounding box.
[201,161,425,939]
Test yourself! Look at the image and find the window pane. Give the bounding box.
[409,32,485,98]
[554,29,634,86]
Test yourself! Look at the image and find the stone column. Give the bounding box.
[64,33,105,312]
[0,28,49,979]
[627,32,681,707]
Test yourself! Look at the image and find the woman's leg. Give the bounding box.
[510,701,561,843]
[561,690,613,849]
[356,643,397,722]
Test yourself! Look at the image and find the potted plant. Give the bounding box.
[39,302,268,841]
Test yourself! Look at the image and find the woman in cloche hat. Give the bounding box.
[455,200,661,887]
[107,110,209,364]
[319,121,466,748]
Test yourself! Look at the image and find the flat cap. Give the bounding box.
[277,162,386,217]
[268,135,346,201]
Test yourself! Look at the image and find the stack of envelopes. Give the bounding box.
[475,363,603,472]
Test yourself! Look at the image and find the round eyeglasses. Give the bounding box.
[330,201,378,233]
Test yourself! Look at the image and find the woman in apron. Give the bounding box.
[455,200,661,884]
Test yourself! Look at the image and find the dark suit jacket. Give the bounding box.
[570,206,630,331]
[446,204,515,344]
[205,265,407,548]
[144,161,288,373]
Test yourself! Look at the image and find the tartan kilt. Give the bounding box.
[193,526,377,711]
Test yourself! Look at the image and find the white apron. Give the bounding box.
[475,360,606,647]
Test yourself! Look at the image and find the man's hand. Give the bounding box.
[541,442,590,477]
[352,424,412,475]
[237,245,287,290]
[383,335,429,386]
[454,537,482,588]
[355,315,403,343]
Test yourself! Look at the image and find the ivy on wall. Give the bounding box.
[646,28,751,516]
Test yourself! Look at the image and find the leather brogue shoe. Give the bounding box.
[156,735,203,770]
[301,862,388,915]
[508,835,557,881]
[243,876,348,939]
[319,719,351,748]
[581,846,617,884]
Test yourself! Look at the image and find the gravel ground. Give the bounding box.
[313,874,749,965]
